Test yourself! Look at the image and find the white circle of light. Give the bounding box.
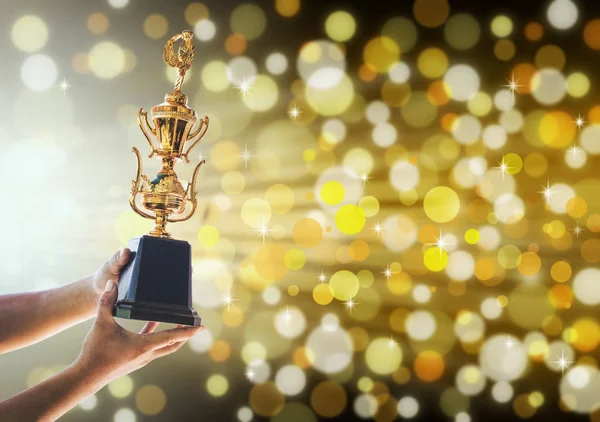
[275,365,306,396]
[480,334,528,382]
[114,408,136,422]
[406,311,436,341]
[390,161,420,191]
[547,0,578,30]
[397,396,419,419]
[194,19,216,41]
[21,54,58,91]
[444,64,480,101]
[305,326,353,374]
[573,268,600,305]
[266,52,288,75]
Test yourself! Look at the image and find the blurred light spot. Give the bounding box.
[195,19,216,41]
[79,395,97,410]
[275,0,300,17]
[114,408,136,422]
[364,37,400,73]
[491,15,513,37]
[275,365,306,395]
[108,0,130,8]
[325,11,356,42]
[185,3,209,26]
[413,0,450,28]
[21,54,57,91]
[108,375,134,398]
[230,4,266,41]
[388,62,410,83]
[266,52,288,75]
[397,396,419,418]
[243,75,278,112]
[88,12,109,34]
[207,374,229,397]
[89,42,125,79]
[444,13,480,50]
[135,385,166,415]
[444,64,480,101]
[143,14,168,39]
[11,15,48,53]
[547,0,578,30]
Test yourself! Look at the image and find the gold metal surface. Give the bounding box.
[128,30,209,238]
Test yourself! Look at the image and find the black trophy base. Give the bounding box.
[112,235,201,327]
[114,300,201,326]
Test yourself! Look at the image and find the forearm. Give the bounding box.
[0,362,108,422]
[0,276,98,354]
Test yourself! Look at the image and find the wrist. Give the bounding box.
[71,356,115,388]
[77,275,103,310]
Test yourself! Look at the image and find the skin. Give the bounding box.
[0,248,203,421]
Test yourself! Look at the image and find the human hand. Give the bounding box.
[74,280,203,383]
[89,248,131,297]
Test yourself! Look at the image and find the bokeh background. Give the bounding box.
[1,0,600,421]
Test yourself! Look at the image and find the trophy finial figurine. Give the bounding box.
[113,30,208,326]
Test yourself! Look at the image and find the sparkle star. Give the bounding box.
[504,335,516,350]
[235,76,252,97]
[496,156,512,179]
[222,288,239,311]
[568,144,581,160]
[371,220,383,238]
[240,143,253,169]
[551,349,573,374]
[387,336,397,348]
[359,171,370,185]
[282,306,292,324]
[317,271,327,283]
[539,180,555,205]
[382,265,393,279]
[58,77,71,95]
[574,113,586,130]
[502,72,523,100]
[344,299,358,312]
[427,230,451,258]
[572,221,584,238]
[253,218,272,244]
[245,367,255,381]
[288,105,301,120]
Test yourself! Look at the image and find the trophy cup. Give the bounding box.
[113,30,208,326]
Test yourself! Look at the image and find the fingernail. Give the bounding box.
[105,280,114,292]
[118,249,126,259]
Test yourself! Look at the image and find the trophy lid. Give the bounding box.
[151,30,197,122]
[151,92,197,122]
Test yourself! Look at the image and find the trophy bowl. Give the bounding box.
[151,101,197,158]
[142,192,186,214]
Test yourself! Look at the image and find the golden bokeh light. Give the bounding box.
[3,2,600,421]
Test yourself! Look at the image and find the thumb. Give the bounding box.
[97,280,118,324]
[100,248,131,280]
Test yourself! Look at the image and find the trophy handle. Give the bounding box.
[167,199,197,223]
[138,108,158,159]
[129,147,155,220]
[181,116,209,163]
[167,160,205,223]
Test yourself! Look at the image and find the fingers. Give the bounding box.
[100,248,131,281]
[96,280,118,325]
[144,325,204,350]
[139,321,159,335]
[153,340,187,358]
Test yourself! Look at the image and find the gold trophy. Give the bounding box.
[113,30,208,326]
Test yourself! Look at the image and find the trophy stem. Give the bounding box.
[149,212,171,238]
